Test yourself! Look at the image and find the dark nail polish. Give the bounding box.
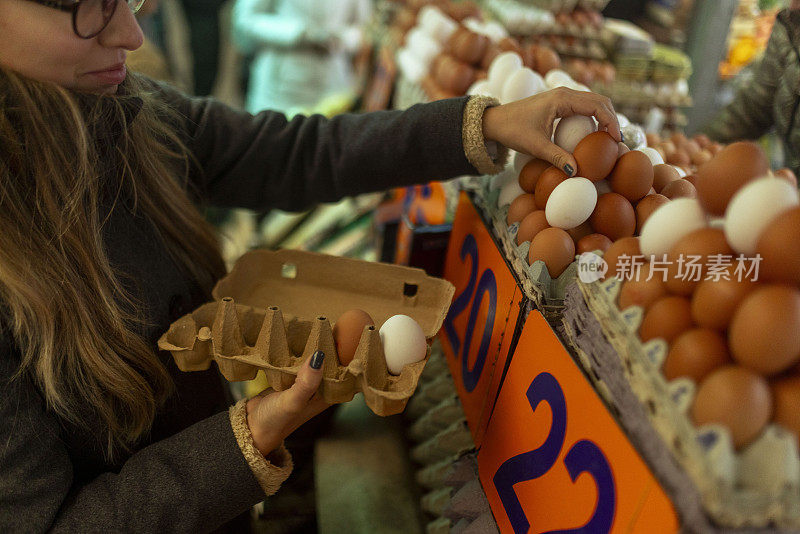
[563,164,575,176]
[620,132,626,143]
[310,350,325,369]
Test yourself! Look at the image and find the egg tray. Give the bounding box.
[473,184,576,322]
[158,248,455,417]
[567,275,800,530]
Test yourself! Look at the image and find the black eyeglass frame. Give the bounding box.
[26,0,146,39]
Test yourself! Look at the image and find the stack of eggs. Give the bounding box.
[424,28,563,101]
[499,114,665,279]
[563,57,616,88]
[392,0,481,43]
[609,141,800,450]
[644,132,724,173]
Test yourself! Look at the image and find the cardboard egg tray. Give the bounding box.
[563,275,800,530]
[473,183,577,322]
[158,249,455,416]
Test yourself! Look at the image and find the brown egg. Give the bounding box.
[756,207,800,286]
[696,141,769,216]
[683,174,699,187]
[567,221,593,244]
[661,179,698,200]
[671,132,688,146]
[667,150,691,168]
[772,375,800,440]
[692,365,772,449]
[449,29,490,65]
[635,194,670,234]
[574,132,619,182]
[691,268,758,330]
[774,168,798,187]
[664,228,734,296]
[590,193,636,241]
[694,134,712,149]
[516,210,550,245]
[507,194,538,225]
[685,140,701,156]
[618,263,668,311]
[608,150,654,202]
[602,236,641,280]
[480,45,502,71]
[646,133,662,146]
[534,167,568,209]
[518,158,551,193]
[639,296,693,344]
[333,309,375,365]
[653,164,680,193]
[528,227,576,278]
[691,150,713,167]
[617,142,630,158]
[663,328,731,383]
[534,46,561,75]
[577,233,612,255]
[729,285,800,376]
[497,37,523,55]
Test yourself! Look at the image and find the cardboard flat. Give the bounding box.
[158,249,454,416]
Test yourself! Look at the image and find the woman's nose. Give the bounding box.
[97,1,145,52]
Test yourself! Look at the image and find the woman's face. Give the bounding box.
[0,0,144,94]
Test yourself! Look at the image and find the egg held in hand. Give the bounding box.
[379,315,428,375]
[333,309,375,366]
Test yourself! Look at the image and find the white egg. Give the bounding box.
[640,198,707,258]
[406,27,441,65]
[637,147,665,166]
[396,48,427,83]
[379,315,427,375]
[488,52,523,86]
[594,179,612,196]
[463,17,486,36]
[673,166,687,178]
[545,178,598,229]
[513,151,534,175]
[490,168,516,191]
[724,177,800,254]
[554,115,597,153]
[572,83,592,92]
[482,20,510,43]
[545,69,573,89]
[501,68,546,104]
[617,113,631,128]
[498,177,526,208]
[467,79,493,97]
[419,5,457,43]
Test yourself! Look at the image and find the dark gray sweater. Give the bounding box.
[0,80,479,533]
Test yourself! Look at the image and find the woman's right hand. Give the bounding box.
[246,351,329,456]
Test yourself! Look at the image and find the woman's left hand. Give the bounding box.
[482,88,622,176]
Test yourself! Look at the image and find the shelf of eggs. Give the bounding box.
[567,142,800,529]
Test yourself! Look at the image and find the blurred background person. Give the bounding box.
[232,0,373,117]
[178,0,228,95]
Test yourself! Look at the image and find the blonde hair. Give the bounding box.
[0,69,227,459]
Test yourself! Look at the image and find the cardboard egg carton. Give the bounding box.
[566,275,800,530]
[158,249,454,416]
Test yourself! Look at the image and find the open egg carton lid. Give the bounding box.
[158,249,455,416]
[566,275,800,530]
[473,182,576,321]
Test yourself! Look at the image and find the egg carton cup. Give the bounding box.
[473,185,577,321]
[570,275,800,530]
[158,248,455,417]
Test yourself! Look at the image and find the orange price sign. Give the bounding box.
[439,192,524,446]
[478,312,679,534]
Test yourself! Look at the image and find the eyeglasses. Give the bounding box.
[27,0,147,39]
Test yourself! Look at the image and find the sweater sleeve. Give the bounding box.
[151,80,500,212]
[703,17,788,143]
[0,338,288,533]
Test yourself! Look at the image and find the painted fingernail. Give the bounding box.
[620,132,626,143]
[563,164,575,176]
[310,350,325,369]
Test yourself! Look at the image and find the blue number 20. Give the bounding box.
[492,373,616,533]
[443,233,498,393]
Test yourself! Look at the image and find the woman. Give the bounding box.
[0,0,619,532]
[704,2,800,175]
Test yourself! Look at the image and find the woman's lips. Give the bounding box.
[86,64,127,85]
